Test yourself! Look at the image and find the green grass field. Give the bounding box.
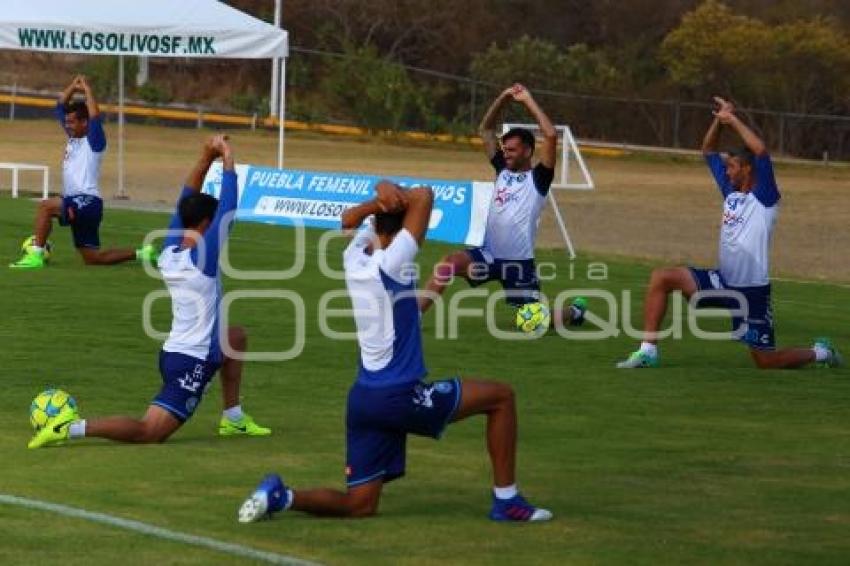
[1,195,849,565]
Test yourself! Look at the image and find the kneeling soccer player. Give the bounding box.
[28,135,271,449]
[238,181,551,522]
[616,97,842,370]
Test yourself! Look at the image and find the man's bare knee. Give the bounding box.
[492,382,515,409]
[79,249,103,265]
[347,497,378,518]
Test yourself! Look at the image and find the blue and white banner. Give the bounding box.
[203,163,493,246]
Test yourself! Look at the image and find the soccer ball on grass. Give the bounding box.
[515,302,551,337]
[30,389,77,431]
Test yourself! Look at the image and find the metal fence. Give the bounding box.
[3,46,850,162]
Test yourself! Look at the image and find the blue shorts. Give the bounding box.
[58,195,103,249]
[346,378,462,487]
[689,268,775,350]
[152,351,220,422]
[466,248,540,307]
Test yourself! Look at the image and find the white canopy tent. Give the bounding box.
[0,0,289,197]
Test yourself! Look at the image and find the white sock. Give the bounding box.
[639,342,658,357]
[813,345,829,362]
[223,405,244,421]
[69,420,86,439]
[493,484,518,500]
[30,246,44,255]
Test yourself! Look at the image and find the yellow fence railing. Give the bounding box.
[0,93,625,157]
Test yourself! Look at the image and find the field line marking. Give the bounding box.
[0,493,320,566]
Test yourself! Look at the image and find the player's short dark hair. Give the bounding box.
[374,211,404,236]
[64,100,89,121]
[179,193,219,229]
[729,147,755,168]
[501,127,536,152]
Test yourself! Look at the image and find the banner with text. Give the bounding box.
[202,163,492,246]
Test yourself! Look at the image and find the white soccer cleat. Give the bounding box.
[238,492,269,523]
[616,350,659,369]
[237,474,289,523]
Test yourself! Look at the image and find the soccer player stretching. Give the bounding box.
[617,97,842,369]
[418,83,585,327]
[238,181,551,522]
[10,75,156,269]
[28,135,271,448]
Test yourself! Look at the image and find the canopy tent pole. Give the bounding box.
[116,54,127,199]
[269,0,281,117]
[277,56,285,169]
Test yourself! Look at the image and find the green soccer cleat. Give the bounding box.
[27,405,78,449]
[219,414,272,437]
[9,252,45,270]
[616,350,660,369]
[136,244,160,264]
[569,296,588,326]
[814,338,844,368]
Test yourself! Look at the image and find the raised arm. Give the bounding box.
[58,75,80,106]
[724,117,767,156]
[163,138,221,247]
[398,186,433,246]
[712,96,766,155]
[341,199,383,232]
[77,76,100,119]
[184,138,220,193]
[478,88,513,159]
[511,84,557,169]
[55,76,80,130]
[701,98,723,155]
[198,135,238,275]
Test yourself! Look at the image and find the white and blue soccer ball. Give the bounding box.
[515,302,551,337]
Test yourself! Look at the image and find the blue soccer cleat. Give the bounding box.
[489,493,553,522]
[238,473,289,523]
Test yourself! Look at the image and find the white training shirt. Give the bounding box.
[482,150,554,260]
[157,171,239,363]
[344,224,427,387]
[159,247,222,361]
[57,107,106,198]
[706,154,781,287]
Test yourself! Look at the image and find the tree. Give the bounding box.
[660,0,850,114]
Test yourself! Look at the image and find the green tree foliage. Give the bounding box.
[469,36,620,94]
[318,44,435,132]
[661,0,850,112]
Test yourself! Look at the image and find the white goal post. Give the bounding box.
[501,123,595,259]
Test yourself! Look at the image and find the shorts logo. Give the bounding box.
[185,396,198,413]
[178,363,205,393]
[413,384,435,409]
[708,271,723,290]
[73,195,91,209]
[434,381,452,394]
